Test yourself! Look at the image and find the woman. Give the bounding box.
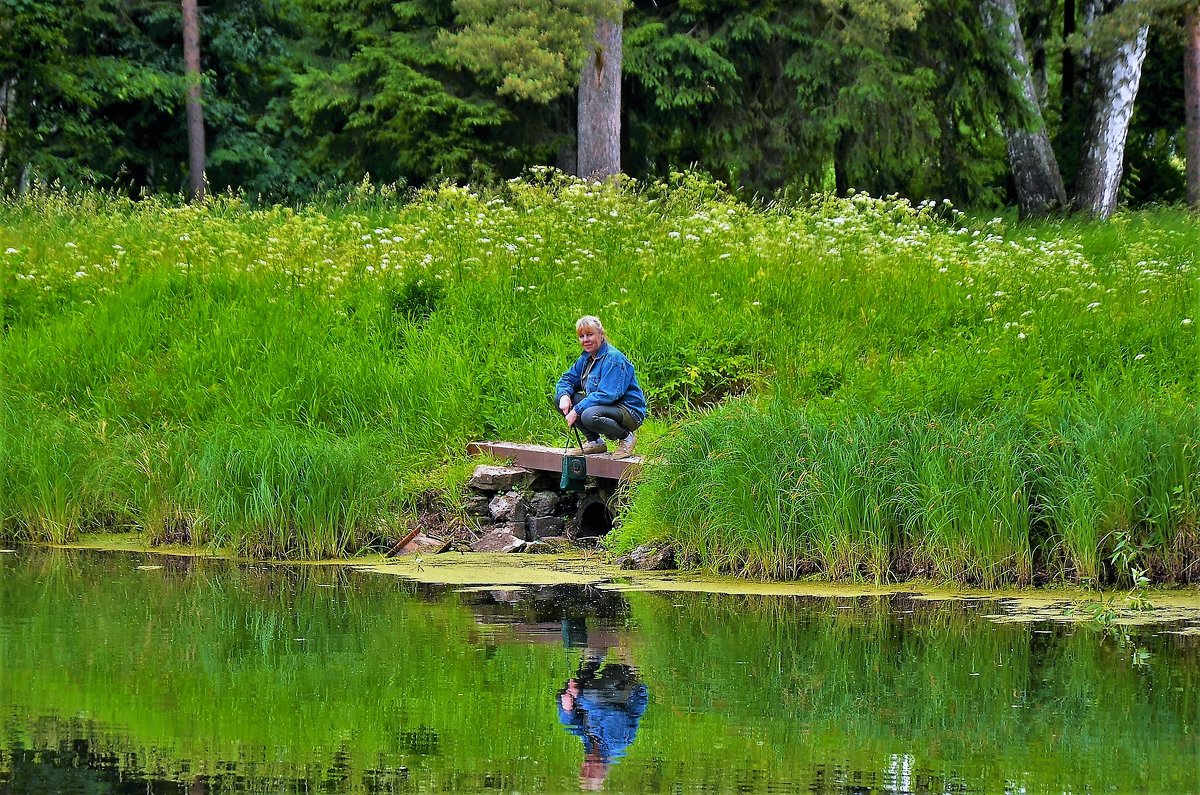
[555,316,647,459]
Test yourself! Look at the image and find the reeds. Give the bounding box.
[616,400,1198,585]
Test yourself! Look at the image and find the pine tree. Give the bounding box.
[182,0,207,201]
[439,0,623,177]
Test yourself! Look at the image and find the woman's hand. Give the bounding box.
[560,395,578,424]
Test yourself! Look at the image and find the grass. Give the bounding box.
[1,172,1196,581]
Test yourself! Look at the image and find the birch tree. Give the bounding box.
[1074,0,1149,217]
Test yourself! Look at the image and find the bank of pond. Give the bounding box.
[1,182,1196,584]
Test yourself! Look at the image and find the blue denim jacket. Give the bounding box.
[555,342,648,423]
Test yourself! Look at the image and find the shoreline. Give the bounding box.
[14,536,1200,625]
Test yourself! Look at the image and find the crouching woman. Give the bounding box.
[555,316,647,459]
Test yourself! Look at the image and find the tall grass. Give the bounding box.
[1,174,1196,578]
[617,400,1197,585]
[0,397,102,542]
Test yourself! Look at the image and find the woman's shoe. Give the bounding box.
[611,432,637,460]
[568,439,608,455]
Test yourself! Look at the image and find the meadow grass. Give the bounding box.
[1,172,1196,581]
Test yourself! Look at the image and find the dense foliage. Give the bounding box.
[1,177,1195,582]
[0,0,1190,206]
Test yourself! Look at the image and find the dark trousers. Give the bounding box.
[572,392,640,442]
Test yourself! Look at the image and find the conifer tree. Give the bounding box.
[439,0,623,177]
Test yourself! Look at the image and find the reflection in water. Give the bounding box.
[557,630,648,790]
[461,586,650,790]
[0,548,1198,793]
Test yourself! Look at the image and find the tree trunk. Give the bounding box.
[1027,4,1049,107]
[1186,9,1200,208]
[0,78,14,164]
[182,0,206,201]
[1074,0,1148,219]
[1063,0,1077,109]
[576,12,622,180]
[981,0,1067,217]
[557,97,578,176]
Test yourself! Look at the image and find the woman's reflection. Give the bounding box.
[557,636,648,791]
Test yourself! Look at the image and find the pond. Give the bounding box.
[1,548,1197,793]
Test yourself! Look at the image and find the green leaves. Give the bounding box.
[287,0,523,185]
[624,20,740,110]
[438,0,619,103]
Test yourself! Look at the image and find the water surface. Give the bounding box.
[1,549,1197,793]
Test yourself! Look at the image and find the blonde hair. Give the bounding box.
[575,315,605,337]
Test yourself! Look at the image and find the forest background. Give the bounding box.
[1,0,1197,213]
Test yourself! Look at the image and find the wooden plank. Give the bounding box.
[385,528,421,558]
[467,441,641,481]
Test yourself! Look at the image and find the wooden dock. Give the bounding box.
[466,441,642,481]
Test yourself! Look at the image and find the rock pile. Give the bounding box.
[464,464,607,553]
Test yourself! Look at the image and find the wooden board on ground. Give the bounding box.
[467,441,641,481]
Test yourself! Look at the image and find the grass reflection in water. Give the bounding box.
[0,548,1196,793]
